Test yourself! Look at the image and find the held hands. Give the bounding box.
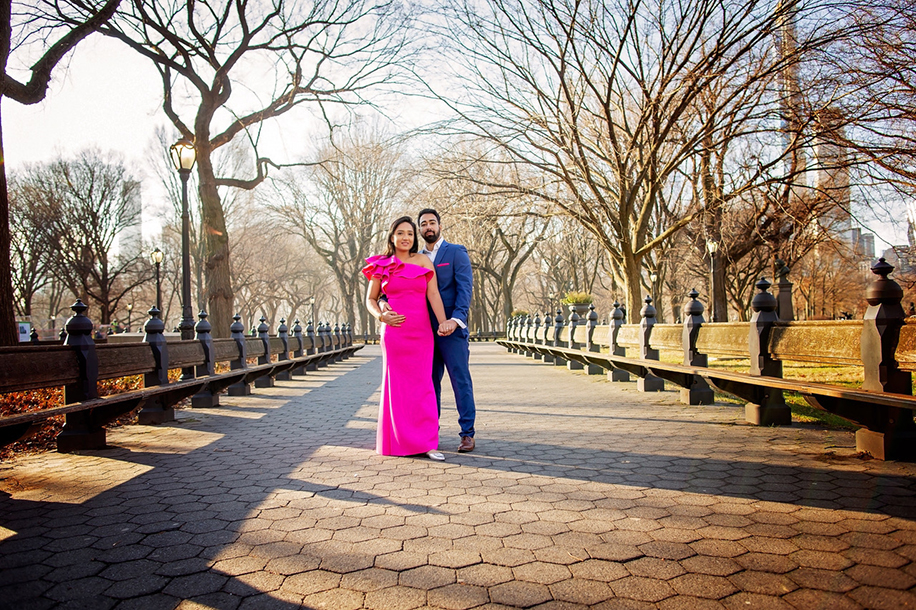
[378,301,406,327]
[437,319,458,336]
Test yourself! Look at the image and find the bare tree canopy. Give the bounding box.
[66,0,413,335]
[430,0,845,320]
[12,149,147,324]
[822,0,916,189]
[269,123,409,333]
[0,0,122,344]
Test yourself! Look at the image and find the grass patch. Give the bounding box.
[658,351,862,431]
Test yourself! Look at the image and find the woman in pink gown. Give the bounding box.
[363,217,452,460]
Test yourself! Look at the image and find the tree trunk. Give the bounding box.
[0,101,16,345]
[623,251,643,324]
[197,150,233,337]
[711,250,729,322]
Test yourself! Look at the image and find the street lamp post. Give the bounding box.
[150,247,163,311]
[309,296,316,328]
[127,303,133,333]
[169,138,197,344]
[707,240,719,322]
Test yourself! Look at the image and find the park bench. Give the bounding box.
[499,261,916,462]
[0,303,363,453]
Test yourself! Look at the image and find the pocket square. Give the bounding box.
[436,263,450,267]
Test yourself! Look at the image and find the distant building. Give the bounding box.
[882,245,916,274]
[118,189,143,259]
[849,227,875,261]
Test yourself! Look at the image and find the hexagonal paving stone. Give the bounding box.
[302,587,365,610]
[481,547,537,567]
[374,551,428,571]
[282,570,341,596]
[727,571,797,596]
[264,554,320,576]
[489,580,552,607]
[364,585,427,610]
[786,567,858,593]
[428,549,482,569]
[678,555,741,577]
[781,589,863,610]
[513,561,572,585]
[670,574,737,600]
[427,583,490,610]
[625,557,686,580]
[845,563,916,589]
[549,577,613,605]
[399,564,456,589]
[611,576,675,603]
[456,562,514,588]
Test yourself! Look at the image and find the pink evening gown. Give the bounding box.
[362,255,439,456]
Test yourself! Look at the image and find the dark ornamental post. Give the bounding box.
[255,316,274,388]
[542,312,555,364]
[637,296,664,392]
[275,318,292,381]
[747,278,791,425]
[291,319,307,377]
[608,302,628,382]
[526,315,535,358]
[532,313,543,360]
[316,322,329,367]
[859,258,916,459]
[586,304,602,375]
[567,308,583,370]
[334,323,343,361]
[306,319,318,371]
[57,300,103,452]
[191,311,219,408]
[553,309,567,366]
[681,290,714,405]
[774,258,795,321]
[228,314,252,396]
[137,306,175,423]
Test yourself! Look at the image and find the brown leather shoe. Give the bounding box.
[458,436,475,453]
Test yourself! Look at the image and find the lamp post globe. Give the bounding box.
[170,138,197,349]
[150,247,164,312]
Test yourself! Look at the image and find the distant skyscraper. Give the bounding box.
[119,189,143,259]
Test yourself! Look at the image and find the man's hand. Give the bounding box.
[379,307,406,327]
[437,319,458,336]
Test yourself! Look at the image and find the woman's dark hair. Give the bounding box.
[384,216,418,257]
[417,208,440,225]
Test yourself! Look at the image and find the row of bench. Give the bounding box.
[500,264,916,461]
[0,303,363,453]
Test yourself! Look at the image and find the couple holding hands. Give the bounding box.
[363,209,477,461]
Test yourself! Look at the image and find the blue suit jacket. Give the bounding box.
[430,241,473,328]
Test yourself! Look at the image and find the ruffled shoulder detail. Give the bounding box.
[361,255,432,282]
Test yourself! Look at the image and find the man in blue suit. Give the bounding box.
[378,209,477,452]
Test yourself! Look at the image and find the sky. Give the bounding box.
[4,34,347,240]
[3,31,908,256]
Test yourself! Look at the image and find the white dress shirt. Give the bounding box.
[421,237,466,329]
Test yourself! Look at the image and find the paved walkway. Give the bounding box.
[1,343,915,610]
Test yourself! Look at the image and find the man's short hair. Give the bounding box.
[417,208,441,224]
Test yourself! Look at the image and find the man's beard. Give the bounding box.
[423,230,439,244]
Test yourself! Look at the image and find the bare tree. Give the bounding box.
[0,0,122,344]
[823,0,916,191]
[8,174,54,317]
[55,0,413,336]
[431,0,845,321]
[270,124,407,333]
[16,149,148,324]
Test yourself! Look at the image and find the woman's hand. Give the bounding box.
[437,320,457,336]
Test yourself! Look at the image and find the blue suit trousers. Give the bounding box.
[432,329,476,438]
